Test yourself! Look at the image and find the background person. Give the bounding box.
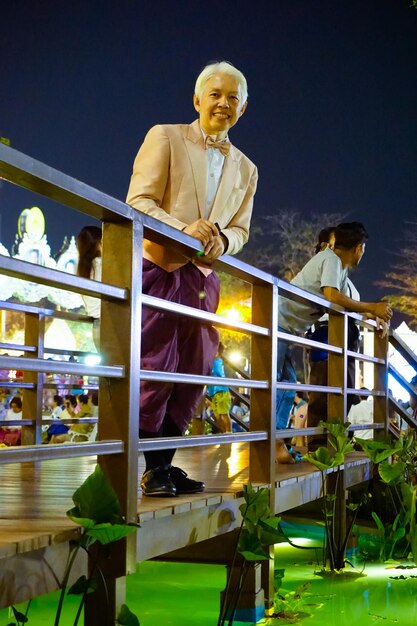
[51,394,64,419]
[348,388,374,440]
[126,60,258,497]
[45,394,69,441]
[77,225,102,350]
[290,390,308,448]
[0,396,23,445]
[276,222,392,463]
[207,343,232,433]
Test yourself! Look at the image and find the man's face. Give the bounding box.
[193,73,247,138]
[353,242,365,266]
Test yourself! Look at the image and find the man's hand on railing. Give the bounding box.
[368,301,393,322]
[182,219,227,264]
[375,316,389,338]
[363,312,390,338]
[197,234,226,264]
[182,219,219,249]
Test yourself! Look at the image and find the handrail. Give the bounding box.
[0,143,392,619]
[0,342,37,352]
[388,363,417,398]
[389,330,417,372]
[389,395,417,429]
[0,440,124,464]
[137,431,268,451]
[0,355,123,378]
[0,142,134,222]
[0,255,128,301]
[142,294,269,336]
[139,369,268,388]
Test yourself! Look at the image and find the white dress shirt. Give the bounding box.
[201,129,227,218]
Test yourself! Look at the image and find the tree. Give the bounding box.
[376,223,417,328]
[237,209,345,278]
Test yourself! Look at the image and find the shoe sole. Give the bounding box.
[142,490,177,497]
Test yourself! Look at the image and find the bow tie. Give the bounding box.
[204,136,231,156]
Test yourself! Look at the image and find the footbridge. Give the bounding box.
[0,143,415,624]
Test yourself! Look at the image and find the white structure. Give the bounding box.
[0,207,83,309]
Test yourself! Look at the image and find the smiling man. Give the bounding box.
[127,61,257,497]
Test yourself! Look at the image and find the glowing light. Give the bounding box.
[84,355,101,366]
[228,350,243,365]
[274,537,319,551]
[224,307,243,323]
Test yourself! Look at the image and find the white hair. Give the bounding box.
[194,61,248,103]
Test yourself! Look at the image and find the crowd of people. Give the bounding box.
[0,386,99,447]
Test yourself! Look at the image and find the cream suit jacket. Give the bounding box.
[126,119,258,272]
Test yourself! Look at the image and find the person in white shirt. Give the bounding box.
[0,396,23,445]
[277,222,392,462]
[5,396,22,425]
[51,394,64,419]
[348,389,374,440]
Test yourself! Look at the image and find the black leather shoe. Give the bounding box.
[141,466,176,497]
[170,466,205,494]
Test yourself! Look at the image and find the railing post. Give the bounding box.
[84,217,142,626]
[249,280,278,494]
[327,311,348,556]
[22,312,45,445]
[249,278,278,614]
[373,326,389,437]
[327,311,347,421]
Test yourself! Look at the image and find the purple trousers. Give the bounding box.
[140,260,220,433]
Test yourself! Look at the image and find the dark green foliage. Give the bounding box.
[67,575,97,596]
[6,601,31,626]
[6,466,141,625]
[11,606,27,625]
[68,464,124,525]
[356,433,417,565]
[67,465,138,550]
[218,484,284,626]
[370,512,407,561]
[236,484,285,561]
[354,437,403,464]
[273,581,316,622]
[304,420,366,571]
[117,603,141,625]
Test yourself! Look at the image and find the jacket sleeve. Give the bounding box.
[126,125,189,231]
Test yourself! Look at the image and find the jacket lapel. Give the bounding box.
[185,120,206,219]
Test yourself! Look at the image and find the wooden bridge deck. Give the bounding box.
[0,444,371,607]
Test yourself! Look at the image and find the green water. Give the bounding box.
[2,524,417,625]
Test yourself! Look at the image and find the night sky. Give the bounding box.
[1,0,417,302]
